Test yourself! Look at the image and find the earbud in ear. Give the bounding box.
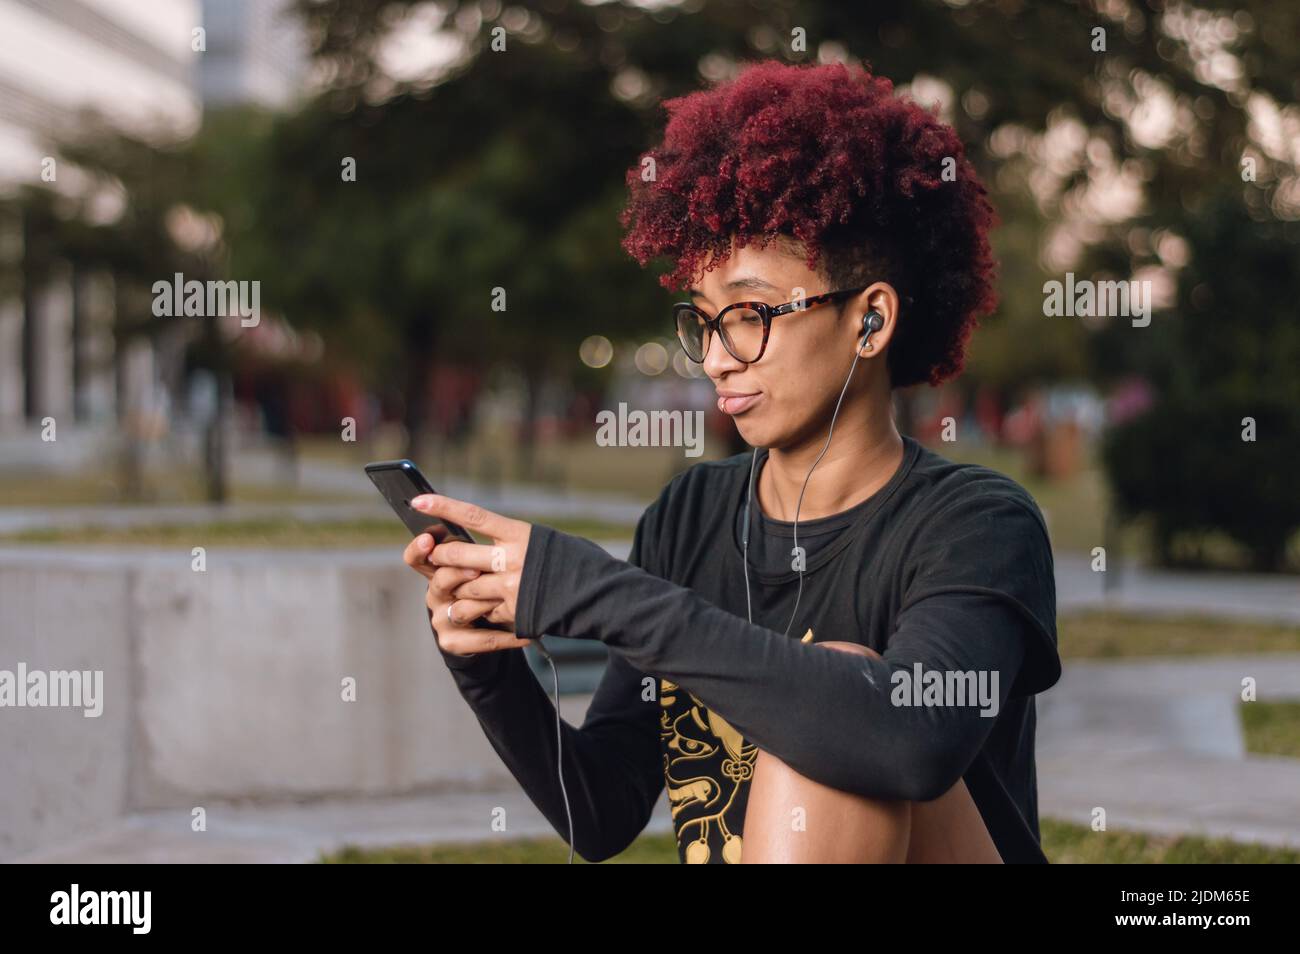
[859,311,885,351]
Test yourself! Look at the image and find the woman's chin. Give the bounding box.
[733,419,777,450]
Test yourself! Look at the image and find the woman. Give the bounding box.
[403,60,1060,864]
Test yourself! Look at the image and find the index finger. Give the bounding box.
[410,493,518,540]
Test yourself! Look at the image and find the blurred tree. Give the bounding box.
[284,0,1294,479]
[20,0,1294,547]
[1,122,226,499]
[231,18,670,467]
[1102,192,1300,571]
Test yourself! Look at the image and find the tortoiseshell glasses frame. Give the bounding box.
[672,286,870,363]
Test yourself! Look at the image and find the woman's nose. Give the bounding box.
[702,330,747,377]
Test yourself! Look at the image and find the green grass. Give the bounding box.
[1060,611,1300,659]
[296,435,1114,550]
[1240,701,1300,759]
[0,436,1130,554]
[13,434,1289,569]
[298,432,725,502]
[319,821,1300,864]
[0,515,636,548]
[1039,819,1300,863]
[321,832,680,864]
[0,471,355,508]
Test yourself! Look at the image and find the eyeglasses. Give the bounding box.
[672,286,869,364]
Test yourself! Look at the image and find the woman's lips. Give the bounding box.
[717,393,761,415]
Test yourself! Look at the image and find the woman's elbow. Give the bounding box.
[902,740,978,802]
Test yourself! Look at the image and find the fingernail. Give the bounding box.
[410,495,431,509]
[418,534,432,549]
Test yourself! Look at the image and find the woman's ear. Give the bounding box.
[854,283,900,358]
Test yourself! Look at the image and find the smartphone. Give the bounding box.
[367,458,497,636]
[364,459,476,543]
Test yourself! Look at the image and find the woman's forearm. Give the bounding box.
[514,524,1031,802]
[435,627,662,860]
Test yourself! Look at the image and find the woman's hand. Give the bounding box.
[408,493,534,647]
[400,514,532,657]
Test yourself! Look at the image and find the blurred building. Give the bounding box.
[0,0,201,183]
[0,0,307,437]
[198,0,307,108]
[0,0,202,433]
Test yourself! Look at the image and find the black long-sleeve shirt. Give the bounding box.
[436,438,1061,863]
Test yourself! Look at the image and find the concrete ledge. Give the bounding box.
[0,546,593,861]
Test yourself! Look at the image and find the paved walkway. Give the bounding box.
[14,791,675,864]
[15,654,1300,863]
[1037,654,1300,849]
[1054,553,1299,624]
[0,481,647,535]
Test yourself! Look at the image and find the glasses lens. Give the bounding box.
[675,306,708,361]
[719,306,765,362]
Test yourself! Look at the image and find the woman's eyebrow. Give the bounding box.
[688,276,778,300]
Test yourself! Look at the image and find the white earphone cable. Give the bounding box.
[743,317,871,635]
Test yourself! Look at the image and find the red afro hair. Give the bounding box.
[619,59,998,388]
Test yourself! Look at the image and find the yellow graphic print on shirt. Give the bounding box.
[660,628,816,864]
